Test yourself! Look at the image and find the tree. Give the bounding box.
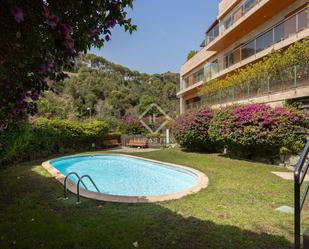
[186,50,197,61]
[0,0,136,131]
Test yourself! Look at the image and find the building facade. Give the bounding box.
[178,0,309,114]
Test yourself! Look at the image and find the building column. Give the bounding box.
[179,97,185,114]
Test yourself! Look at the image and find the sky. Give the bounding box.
[90,0,219,74]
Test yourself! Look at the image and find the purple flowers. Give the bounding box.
[59,24,74,52]
[175,103,308,157]
[42,5,74,53]
[105,35,111,42]
[11,6,24,23]
[174,108,214,150]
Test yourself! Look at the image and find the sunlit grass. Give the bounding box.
[0,148,307,249]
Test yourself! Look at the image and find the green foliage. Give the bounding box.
[121,116,146,135]
[175,103,308,159]
[186,50,198,61]
[0,0,136,130]
[208,104,308,158]
[38,54,179,124]
[0,119,109,165]
[202,40,309,96]
[173,108,216,151]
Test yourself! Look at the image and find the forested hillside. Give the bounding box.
[37,54,179,122]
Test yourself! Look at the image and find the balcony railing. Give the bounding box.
[206,0,262,47]
[180,7,309,93]
[204,62,309,107]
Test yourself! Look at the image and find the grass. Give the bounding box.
[0,148,308,249]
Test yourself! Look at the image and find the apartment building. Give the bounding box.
[178,0,309,113]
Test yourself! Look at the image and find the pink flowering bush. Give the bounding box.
[173,108,216,151]
[0,1,136,131]
[121,116,146,135]
[208,104,308,158]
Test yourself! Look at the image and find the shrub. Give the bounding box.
[121,116,146,135]
[0,118,109,165]
[173,108,216,151]
[208,103,308,158]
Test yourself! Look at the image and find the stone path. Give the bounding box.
[272,171,309,181]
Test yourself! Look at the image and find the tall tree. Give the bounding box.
[0,0,136,131]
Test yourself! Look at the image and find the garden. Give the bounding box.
[1,1,309,248]
[173,103,308,164]
[1,148,309,249]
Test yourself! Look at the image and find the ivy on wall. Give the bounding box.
[201,40,309,97]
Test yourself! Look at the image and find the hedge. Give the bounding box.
[173,108,216,151]
[0,118,109,165]
[174,104,308,159]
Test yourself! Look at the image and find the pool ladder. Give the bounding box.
[64,172,100,203]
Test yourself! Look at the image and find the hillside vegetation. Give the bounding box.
[38,54,179,122]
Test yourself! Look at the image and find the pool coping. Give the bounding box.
[41,154,209,203]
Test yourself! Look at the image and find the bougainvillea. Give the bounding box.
[121,116,146,135]
[173,108,216,151]
[0,0,136,131]
[208,103,309,157]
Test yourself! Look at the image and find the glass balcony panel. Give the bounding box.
[274,22,284,43]
[243,0,258,14]
[223,15,233,31]
[256,29,273,53]
[232,48,241,64]
[297,8,309,32]
[224,52,234,69]
[241,40,255,60]
[213,25,219,37]
[233,6,243,23]
[284,15,297,39]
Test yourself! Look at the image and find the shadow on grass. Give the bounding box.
[0,159,293,249]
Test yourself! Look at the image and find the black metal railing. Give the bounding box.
[294,139,309,249]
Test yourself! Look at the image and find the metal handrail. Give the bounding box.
[64,172,88,199]
[294,139,309,249]
[77,175,100,203]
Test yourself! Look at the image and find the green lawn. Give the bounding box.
[0,148,308,249]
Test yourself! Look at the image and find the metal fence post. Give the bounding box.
[295,174,301,249]
[294,65,297,88]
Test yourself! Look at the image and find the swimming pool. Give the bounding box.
[42,154,208,203]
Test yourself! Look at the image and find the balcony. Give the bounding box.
[204,63,309,108]
[218,0,239,18]
[178,7,309,96]
[206,0,296,51]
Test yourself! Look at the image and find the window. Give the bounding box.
[224,51,234,69]
[194,69,204,83]
[274,22,284,43]
[223,15,233,31]
[244,0,257,13]
[256,29,273,53]
[232,48,241,64]
[242,40,255,60]
[284,15,297,39]
[297,8,309,32]
[233,6,243,23]
[213,24,219,38]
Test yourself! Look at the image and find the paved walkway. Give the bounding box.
[272,171,309,181]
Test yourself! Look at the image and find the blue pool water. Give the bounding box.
[50,155,198,196]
